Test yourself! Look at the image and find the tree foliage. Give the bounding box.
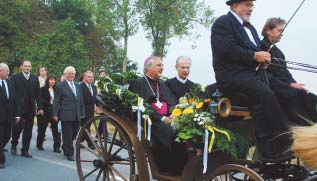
[24,18,89,77]
[0,0,214,75]
[95,0,138,72]
[0,0,29,66]
[137,0,215,57]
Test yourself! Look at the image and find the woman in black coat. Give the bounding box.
[36,75,61,153]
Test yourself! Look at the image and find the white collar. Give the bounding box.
[176,75,188,84]
[85,82,91,87]
[23,72,30,77]
[230,10,243,25]
[66,80,74,85]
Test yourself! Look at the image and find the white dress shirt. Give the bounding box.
[230,10,257,46]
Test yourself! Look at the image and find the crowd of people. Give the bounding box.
[1,0,316,177]
[0,61,102,168]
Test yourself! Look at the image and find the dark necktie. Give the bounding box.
[243,21,250,28]
[88,84,93,96]
[1,80,8,99]
[70,81,76,96]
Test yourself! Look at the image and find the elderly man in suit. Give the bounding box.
[0,63,15,168]
[80,71,97,149]
[211,0,299,161]
[11,60,43,158]
[129,56,177,173]
[53,66,85,161]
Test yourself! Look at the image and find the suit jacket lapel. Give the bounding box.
[74,82,79,98]
[229,12,260,51]
[64,81,76,98]
[249,25,261,49]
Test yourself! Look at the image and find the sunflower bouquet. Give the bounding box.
[171,95,239,157]
[172,98,213,143]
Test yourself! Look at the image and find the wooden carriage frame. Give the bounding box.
[74,93,316,181]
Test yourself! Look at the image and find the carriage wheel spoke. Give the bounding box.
[111,142,126,157]
[227,171,233,181]
[83,167,99,179]
[243,173,249,180]
[105,168,110,181]
[106,129,118,158]
[108,166,117,181]
[79,159,93,163]
[96,168,103,180]
[108,160,130,165]
[93,120,104,151]
[84,128,102,155]
[79,142,98,157]
[109,165,129,181]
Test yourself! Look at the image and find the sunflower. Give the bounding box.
[196,102,204,109]
[183,108,194,115]
[172,108,182,117]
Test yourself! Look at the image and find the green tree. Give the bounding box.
[86,25,105,72]
[95,0,138,72]
[25,18,89,77]
[0,0,29,66]
[137,0,214,57]
[101,37,137,73]
[49,0,94,35]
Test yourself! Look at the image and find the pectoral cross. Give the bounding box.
[155,99,163,109]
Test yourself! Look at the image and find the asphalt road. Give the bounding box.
[1,127,92,181]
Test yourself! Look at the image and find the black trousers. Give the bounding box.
[0,122,11,164]
[290,91,317,124]
[222,77,295,157]
[61,121,79,156]
[37,114,61,149]
[11,113,34,153]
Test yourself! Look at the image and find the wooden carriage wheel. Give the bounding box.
[76,115,136,181]
[208,164,264,181]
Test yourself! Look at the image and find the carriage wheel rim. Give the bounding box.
[76,115,136,180]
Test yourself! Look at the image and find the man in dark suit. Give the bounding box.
[165,56,197,100]
[53,66,85,161]
[80,71,97,148]
[211,0,298,161]
[11,60,43,158]
[129,56,177,173]
[0,63,15,168]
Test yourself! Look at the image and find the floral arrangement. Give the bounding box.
[171,87,240,158]
[97,72,152,116]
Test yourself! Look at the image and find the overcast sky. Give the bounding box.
[127,0,317,93]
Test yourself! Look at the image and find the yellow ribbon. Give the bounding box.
[137,97,142,107]
[144,117,147,138]
[206,126,231,153]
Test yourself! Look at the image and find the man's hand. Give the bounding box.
[37,110,44,115]
[260,63,270,69]
[95,106,102,114]
[164,117,173,124]
[53,116,58,122]
[254,51,271,63]
[15,117,20,124]
[290,83,308,93]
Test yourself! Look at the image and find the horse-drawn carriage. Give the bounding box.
[74,75,317,181]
